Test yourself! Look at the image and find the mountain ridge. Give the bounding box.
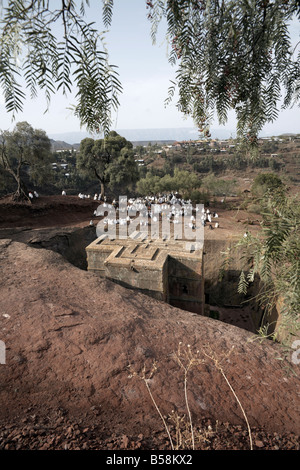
[49,128,299,150]
[49,127,236,146]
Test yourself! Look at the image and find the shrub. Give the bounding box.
[183,189,210,205]
[251,173,284,197]
[247,203,261,214]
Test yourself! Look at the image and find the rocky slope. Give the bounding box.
[0,239,299,450]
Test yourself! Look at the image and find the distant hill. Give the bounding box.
[50,139,80,151]
[49,127,294,150]
[50,137,176,151]
[131,140,176,147]
[48,127,237,146]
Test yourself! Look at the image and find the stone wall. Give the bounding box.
[86,234,205,315]
[203,237,270,332]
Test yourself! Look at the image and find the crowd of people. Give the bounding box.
[32,190,220,231]
[89,192,220,231]
[201,208,219,229]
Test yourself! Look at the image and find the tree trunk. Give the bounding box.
[0,137,31,202]
[14,178,30,202]
[94,168,105,200]
[100,181,105,200]
[11,168,30,202]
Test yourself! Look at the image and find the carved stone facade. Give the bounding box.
[86,232,205,315]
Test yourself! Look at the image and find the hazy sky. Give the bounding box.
[0,0,299,137]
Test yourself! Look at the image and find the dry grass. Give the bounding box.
[128,343,253,450]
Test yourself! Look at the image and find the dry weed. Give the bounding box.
[128,343,253,451]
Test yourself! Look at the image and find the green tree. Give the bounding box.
[136,168,200,196]
[162,157,175,176]
[185,189,210,205]
[251,172,284,197]
[0,121,52,201]
[106,147,139,192]
[173,168,200,193]
[158,173,177,193]
[76,131,134,198]
[261,140,279,154]
[136,172,161,196]
[236,191,300,345]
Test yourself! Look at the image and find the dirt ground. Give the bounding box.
[0,194,100,229]
[0,195,299,451]
[0,193,262,238]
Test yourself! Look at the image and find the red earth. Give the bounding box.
[0,195,299,451]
